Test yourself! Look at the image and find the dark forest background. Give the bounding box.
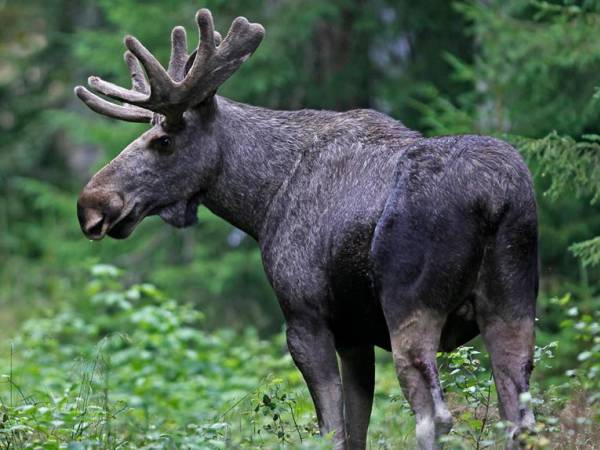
[0,1,598,448]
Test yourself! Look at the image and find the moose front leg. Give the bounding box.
[338,345,375,450]
[286,322,346,449]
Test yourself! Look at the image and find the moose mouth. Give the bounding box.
[104,203,153,239]
[105,193,203,239]
[106,207,145,239]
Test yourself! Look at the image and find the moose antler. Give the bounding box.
[74,9,264,126]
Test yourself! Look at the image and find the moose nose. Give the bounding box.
[77,190,124,240]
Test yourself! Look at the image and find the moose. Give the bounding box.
[74,9,538,450]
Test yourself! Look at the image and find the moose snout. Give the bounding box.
[77,190,124,240]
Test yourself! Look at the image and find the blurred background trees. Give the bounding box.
[1,0,599,409]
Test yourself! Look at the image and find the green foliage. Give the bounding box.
[571,237,600,268]
[551,293,600,395]
[517,132,600,269]
[1,265,318,449]
[0,265,598,449]
[516,132,600,205]
[451,0,600,136]
[438,347,498,448]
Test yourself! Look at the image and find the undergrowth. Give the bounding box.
[0,265,597,449]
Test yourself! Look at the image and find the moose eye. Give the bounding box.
[152,135,173,152]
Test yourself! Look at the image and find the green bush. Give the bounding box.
[1,264,320,449]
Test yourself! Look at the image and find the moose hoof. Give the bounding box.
[505,425,537,450]
[435,417,453,438]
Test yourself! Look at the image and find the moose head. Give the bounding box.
[75,9,264,240]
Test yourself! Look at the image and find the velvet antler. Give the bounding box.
[74,9,264,126]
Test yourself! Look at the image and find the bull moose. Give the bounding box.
[74,9,538,450]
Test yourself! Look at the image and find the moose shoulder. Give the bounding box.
[74,9,538,450]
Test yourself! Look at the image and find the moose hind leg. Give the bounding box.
[371,167,490,448]
[479,318,535,434]
[477,307,536,448]
[476,207,538,448]
[388,311,453,450]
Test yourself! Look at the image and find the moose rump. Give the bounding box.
[370,135,538,448]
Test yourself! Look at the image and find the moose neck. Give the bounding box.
[201,96,330,241]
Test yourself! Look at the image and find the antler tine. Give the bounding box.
[88,75,148,103]
[85,33,184,126]
[87,34,171,106]
[182,28,222,78]
[220,16,265,60]
[124,36,174,98]
[196,9,217,51]
[168,26,188,82]
[74,49,153,123]
[125,50,150,94]
[180,10,264,106]
[179,9,220,96]
[74,86,153,123]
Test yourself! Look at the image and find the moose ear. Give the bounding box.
[194,91,219,120]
